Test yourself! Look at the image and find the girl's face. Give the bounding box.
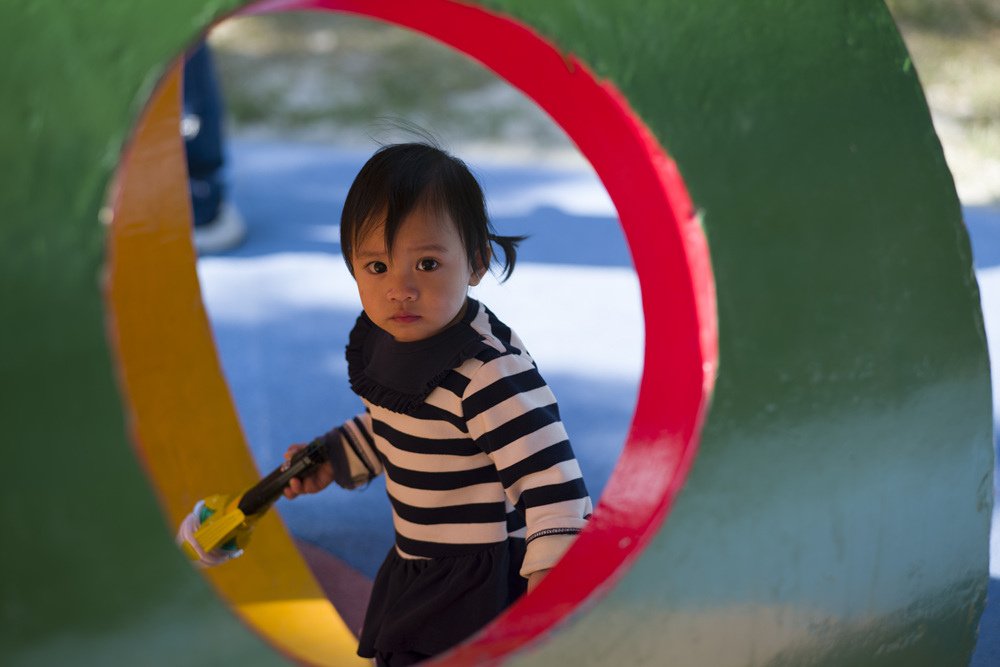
[351,208,484,342]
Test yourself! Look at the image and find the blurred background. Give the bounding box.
[884,0,1000,206]
[207,10,578,162]
[204,1,1000,205]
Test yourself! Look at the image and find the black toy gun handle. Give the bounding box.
[237,438,328,516]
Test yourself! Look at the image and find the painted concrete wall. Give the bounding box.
[0,1,989,665]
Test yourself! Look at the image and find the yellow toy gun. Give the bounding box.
[177,439,327,565]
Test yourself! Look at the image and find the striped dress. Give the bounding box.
[317,297,592,658]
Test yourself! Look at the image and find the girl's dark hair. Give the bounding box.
[340,142,525,282]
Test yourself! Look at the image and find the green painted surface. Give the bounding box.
[0,2,282,665]
[0,0,990,665]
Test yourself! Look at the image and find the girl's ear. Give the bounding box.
[469,268,486,287]
[469,247,492,286]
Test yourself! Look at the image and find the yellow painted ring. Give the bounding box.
[106,64,366,666]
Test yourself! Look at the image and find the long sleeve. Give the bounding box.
[463,351,592,577]
[319,410,384,489]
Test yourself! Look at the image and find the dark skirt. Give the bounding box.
[358,539,527,661]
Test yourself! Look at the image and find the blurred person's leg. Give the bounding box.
[184,41,245,253]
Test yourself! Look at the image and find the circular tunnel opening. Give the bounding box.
[105,0,717,664]
[195,7,643,639]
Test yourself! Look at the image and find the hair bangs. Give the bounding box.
[341,142,523,281]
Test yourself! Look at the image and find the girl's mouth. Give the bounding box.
[392,313,421,324]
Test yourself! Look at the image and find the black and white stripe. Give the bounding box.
[330,302,592,575]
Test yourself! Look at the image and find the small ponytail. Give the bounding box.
[487,232,528,283]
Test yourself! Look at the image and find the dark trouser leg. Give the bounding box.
[183,41,225,228]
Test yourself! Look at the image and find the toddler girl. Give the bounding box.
[284,143,592,666]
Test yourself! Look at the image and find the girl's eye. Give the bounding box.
[417,258,439,272]
[366,261,388,274]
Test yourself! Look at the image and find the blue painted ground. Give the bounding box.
[199,139,998,664]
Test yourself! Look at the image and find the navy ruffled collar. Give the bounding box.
[346,298,485,414]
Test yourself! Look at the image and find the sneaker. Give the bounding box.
[194,202,246,254]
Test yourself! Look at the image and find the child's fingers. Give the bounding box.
[285,475,303,499]
[303,462,333,494]
[302,474,324,494]
[282,443,307,499]
[283,443,306,462]
[282,451,333,499]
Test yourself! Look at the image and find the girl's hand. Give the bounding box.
[282,444,336,499]
[527,568,550,594]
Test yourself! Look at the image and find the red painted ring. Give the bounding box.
[242,0,718,662]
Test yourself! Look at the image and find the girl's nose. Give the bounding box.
[387,273,418,302]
